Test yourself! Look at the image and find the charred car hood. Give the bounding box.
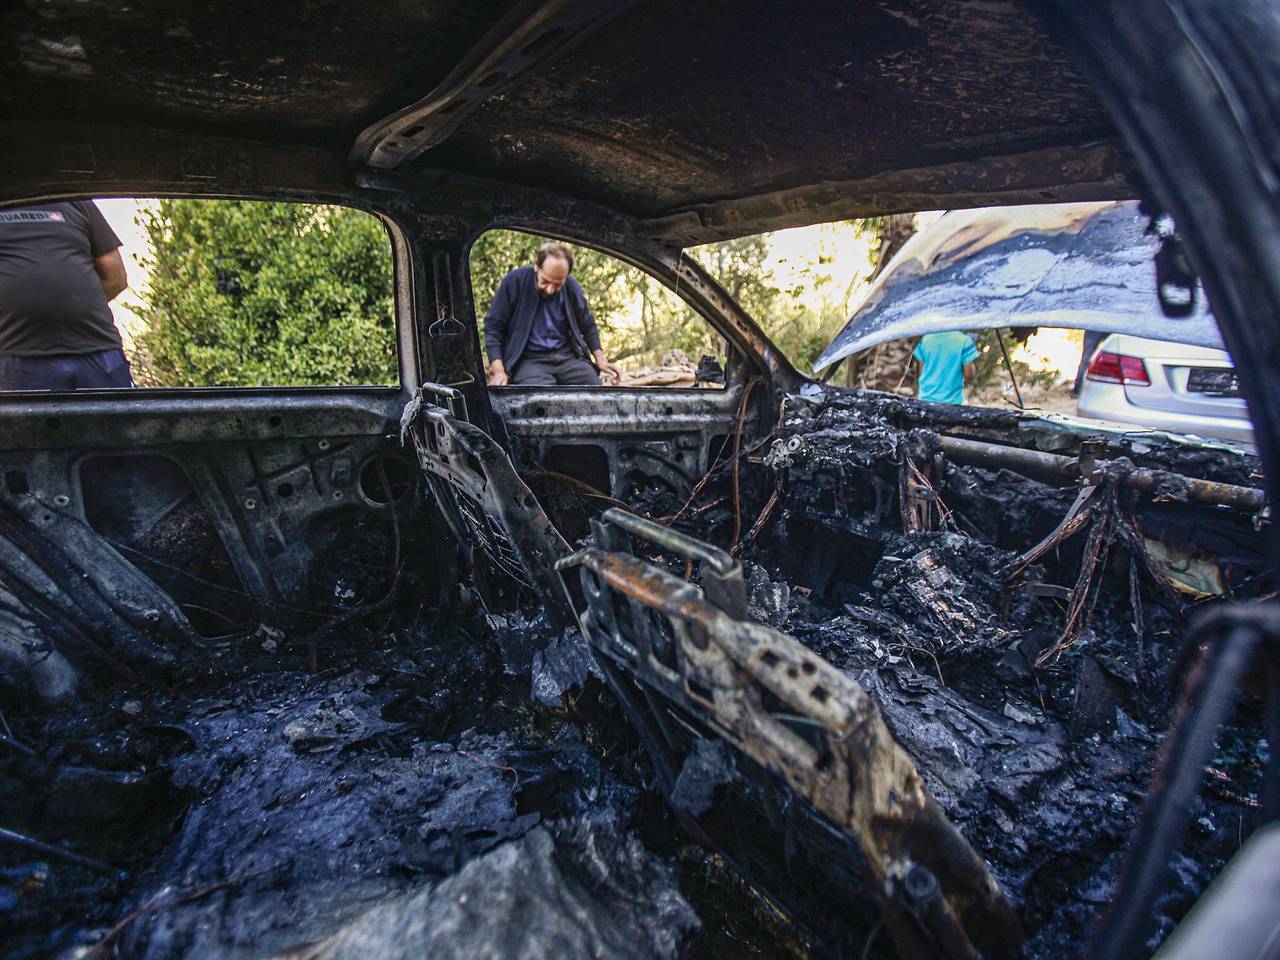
[813,201,1223,373]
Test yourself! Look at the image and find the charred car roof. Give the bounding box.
[1,0,1132,241]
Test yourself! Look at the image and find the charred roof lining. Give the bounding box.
[1,1,1131,241]
[409,0,1125,220]
[0,126,1135,257]
[638,141,1136,246]
[352,0,640,170]
[0,0,518,147]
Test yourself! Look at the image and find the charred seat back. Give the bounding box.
[401,384,573,626]
[557,508,1022,960]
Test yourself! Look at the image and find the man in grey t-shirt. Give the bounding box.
[0,200,133,390]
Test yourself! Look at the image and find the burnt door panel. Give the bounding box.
[0,391,432,652]
[490,384,758,529]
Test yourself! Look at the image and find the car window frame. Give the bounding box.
[463,224,776,395]
[0,192,414,400]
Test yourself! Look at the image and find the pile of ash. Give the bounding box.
[0,610,726,959]
[5,382,1268,960]
[727,386,1271,956]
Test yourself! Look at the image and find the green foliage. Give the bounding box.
[970,330,1060,390]
[469,231,636,331]
[133,207,1065,392]
[133,200,396,387]
[469,226,880,371]
[692,235,779,323]
[694,223,878,372]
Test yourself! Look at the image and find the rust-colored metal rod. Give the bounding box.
[994,330,1024,410]
[602,508,738,576]
[937,435,1266,513]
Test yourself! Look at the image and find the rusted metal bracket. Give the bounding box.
[1007,484,1100,583]
[416,380,469,422]
[428,252,465,339]
[557,527,1023,960]
[1078,438,1106,485]
[901,457,942,533]
[592,508,748,620]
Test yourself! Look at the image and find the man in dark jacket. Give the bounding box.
[0,200,133,390]
[484,242,620,386]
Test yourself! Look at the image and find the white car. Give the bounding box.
[1076,333,1253,446]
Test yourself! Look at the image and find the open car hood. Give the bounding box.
[812,201,1222,374]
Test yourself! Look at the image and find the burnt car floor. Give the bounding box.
[3,0,1280,956]
[1,378,1271,959]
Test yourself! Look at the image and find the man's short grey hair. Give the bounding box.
[535,241,574,273]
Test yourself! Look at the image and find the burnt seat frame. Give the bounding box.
[557,507,1022,960]
[401,382,575,628]
[400,391,1021,956]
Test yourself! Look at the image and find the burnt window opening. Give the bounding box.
[527,444,614,545]
[79,198,399,390]
[469,228,728,390]
[707,434,732,467]
[774,511,886,604]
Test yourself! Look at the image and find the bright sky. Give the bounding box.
[744,214,1078,379]
[1013,328,1082,384]
[95,198,152,347]
[760,221,875,312]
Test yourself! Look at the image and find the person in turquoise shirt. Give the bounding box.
[913,331,979,404]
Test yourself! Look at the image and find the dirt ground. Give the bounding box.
[969,379,1079,417]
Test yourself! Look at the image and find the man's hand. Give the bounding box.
[487,361,509,387]
[594,350,621,383]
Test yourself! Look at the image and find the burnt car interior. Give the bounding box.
[3,1,1280,958]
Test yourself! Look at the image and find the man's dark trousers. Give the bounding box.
[0,347,133,390]
[509,346,600,385]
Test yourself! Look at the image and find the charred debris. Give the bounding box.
[1,381,1273,959]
